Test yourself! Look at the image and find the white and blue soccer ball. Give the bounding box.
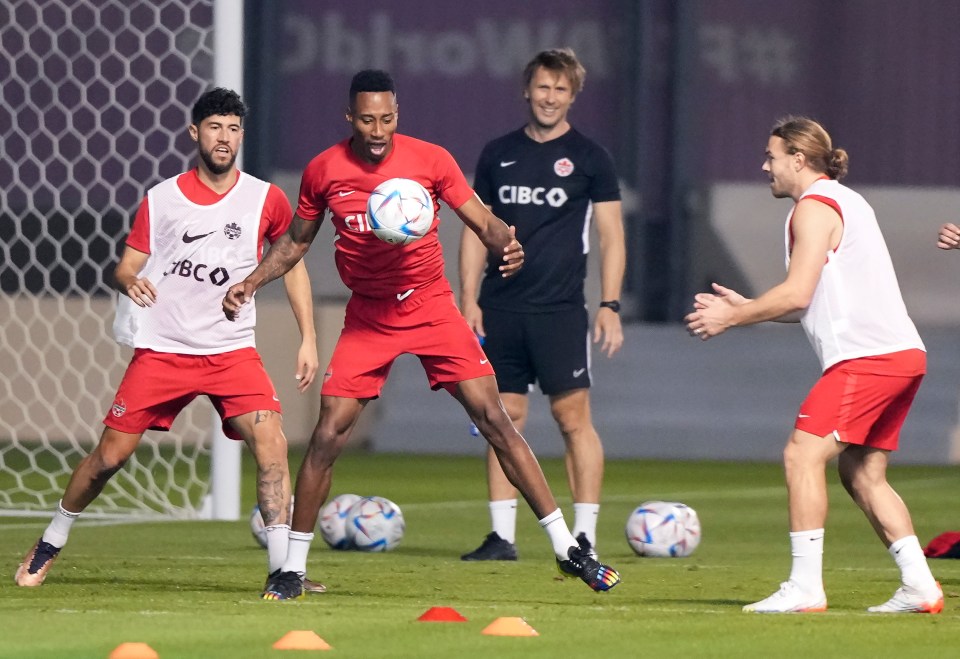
[344,496,405,552]
[366,177,434,246]
[318,493,363,550]
[625,500,701,557]
[249,496,295,549]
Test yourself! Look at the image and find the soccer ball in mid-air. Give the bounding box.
[249,496,295,549]
[625,501,701,557]
[366,177,434,246]
[318,493,363,550]
[344,496,405,552]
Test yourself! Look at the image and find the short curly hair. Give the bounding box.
[349,69,396,107]
[191,87,246,126]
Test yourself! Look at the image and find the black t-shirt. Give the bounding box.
[473,127,620,312]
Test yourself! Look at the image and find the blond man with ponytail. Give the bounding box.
[685,117,942,614]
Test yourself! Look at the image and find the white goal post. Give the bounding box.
[0,0,243,520]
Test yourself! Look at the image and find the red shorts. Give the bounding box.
[104,347,281,441]
[795,350,925,451]
[322,280,494,398]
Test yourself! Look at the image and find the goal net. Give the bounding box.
[0,0,222,518]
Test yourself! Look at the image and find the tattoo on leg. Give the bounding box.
[257,463,287,525]
[255,410,275,424]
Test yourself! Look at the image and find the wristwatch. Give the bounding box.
[599,300,621,313]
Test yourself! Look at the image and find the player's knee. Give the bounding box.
[306,423,349,461]
[782,440,805,474]
[554,412,591,440]
[253,430,287,457]
[841,465,883,498]
[90,450,127,480]
[474,406,514,441]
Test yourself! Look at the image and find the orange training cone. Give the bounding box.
[272,630,332,650]
[417,606,468,622]
[481,617,539,636]
[108,642,160,659]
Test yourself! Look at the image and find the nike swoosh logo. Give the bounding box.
[397,288,414,301]
[480,359,488,365]
[798,413,810,418]
[573,368,586,377]
[500,161,516,167]
[182,230,215,243]
[339,190,356,197]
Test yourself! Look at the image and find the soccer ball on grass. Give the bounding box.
[318,493,363,550]
[625,500,701,557]
[344,496,405,552]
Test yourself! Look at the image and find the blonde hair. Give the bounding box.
[771,116,849,180]
[522,48,585,95]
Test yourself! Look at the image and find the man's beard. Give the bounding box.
[200,147,236,175]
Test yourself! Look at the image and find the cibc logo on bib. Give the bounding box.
[554,157,574,177]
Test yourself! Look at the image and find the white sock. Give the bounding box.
[489,499,518,544]
[264,524,290,574]
[787,528,824,594]
[572,502,600,548]
[41,500,80,548]
[281,531,314,575]
[889,535,938,593]
[538,508,578,560]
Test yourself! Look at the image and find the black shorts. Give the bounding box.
[482,306,591,396]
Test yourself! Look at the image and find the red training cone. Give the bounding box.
[417,606,468,622]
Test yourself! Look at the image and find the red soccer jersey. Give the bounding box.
[296,133,475,298]
[127,169,291,256]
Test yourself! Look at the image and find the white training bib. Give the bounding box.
[113,172,270,354]
[787,179,924,370]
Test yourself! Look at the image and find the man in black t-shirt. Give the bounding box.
[459,48,626,561]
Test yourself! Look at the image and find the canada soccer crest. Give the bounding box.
[111,398,127,417]
[224,222,241,239]
[554,157,574,177]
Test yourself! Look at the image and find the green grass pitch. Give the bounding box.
[1,454,958,658]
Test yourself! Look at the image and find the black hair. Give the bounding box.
[349,70,396,106]
[191,87,246,126]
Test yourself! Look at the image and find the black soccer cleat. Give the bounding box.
[575,532,598,560]
[557,545,621,592]
[261,569,305,601]
[460,532,518,561]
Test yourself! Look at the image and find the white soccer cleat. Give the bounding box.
[867,582,943,614]
[743,581,827,613]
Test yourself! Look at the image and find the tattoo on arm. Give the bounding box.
[251,216,322,288]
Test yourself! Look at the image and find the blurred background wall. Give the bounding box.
[245,0,960,321]
[243,0,960,462]
[3,0,959,468]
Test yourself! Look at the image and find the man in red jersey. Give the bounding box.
[223,70,621,600]
[15,88,318,597]
[686,117,941,615]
